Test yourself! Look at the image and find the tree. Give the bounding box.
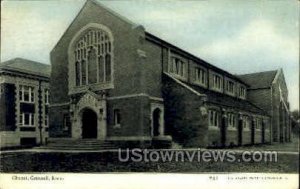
[291,110,299,136]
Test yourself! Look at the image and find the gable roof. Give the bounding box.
[237,70,278,89]
[0,58,51,78]
[163,73,267,115]
[51,0,139,52]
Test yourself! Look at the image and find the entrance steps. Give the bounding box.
[39,138,117,151]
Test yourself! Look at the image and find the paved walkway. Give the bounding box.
[0,147,298,155]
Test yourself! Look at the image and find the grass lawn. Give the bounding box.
[1,150,298,173]
[1,139,298,173]
[232,138,299,152]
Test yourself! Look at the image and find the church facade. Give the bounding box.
[49,0,291,148]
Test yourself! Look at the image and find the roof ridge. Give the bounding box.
[0,57,51,78]
[1,57,49,66]
[236,69,279,76]
[90,0,138,28]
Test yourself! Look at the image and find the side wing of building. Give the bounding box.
[0,58,50,148]
[238,69,292,143]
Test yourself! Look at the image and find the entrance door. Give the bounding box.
[81,109,98,139]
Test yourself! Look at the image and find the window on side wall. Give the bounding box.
[44,89,49,105]
[256,118,261,130]
[63,114,71,131]
[212,75,222,90]
[239,86,246,98]
[170,57,185,78]
[228,113,236,128]
[19,85,35,103]
[226,80,235,94]
[209,110,219,127]
[253,118,259,130]
[195,67,206,85]
[114,109,121,127]
[242,116,249,129]
[19,112,35,126]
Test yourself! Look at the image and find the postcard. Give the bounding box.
[0,0,299,188]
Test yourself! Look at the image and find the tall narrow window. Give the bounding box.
[180,61,184,76]
[44,89,49,105]
[174,59,179,74]
[213,75,222,90]
[209,110,219,127]
[226,80,234,94]
[195,67,206,85]
[81,60,87,85]
[228,113,236,128]
[30,88,34,102]
[114,109,121,127]
[88,47,97,84]
[24,86,30,102]
[242,116,249,129]
[256,118,261,130]
[75,61,80,86]
[63,114,71,131]
[171,57,185,77]
[105,54,111,82]
[239,86,246,98]
[98,56,104,82]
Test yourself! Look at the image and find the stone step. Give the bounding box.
[41,139,117,150]
[38,146,116,150]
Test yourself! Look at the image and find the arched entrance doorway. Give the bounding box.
[152,108,161,136]
[81,108,98,139]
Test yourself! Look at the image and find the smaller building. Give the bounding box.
[0,58,50,148]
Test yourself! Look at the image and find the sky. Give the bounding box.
[1,0,299,110]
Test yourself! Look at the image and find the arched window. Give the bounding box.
[73,28,113,86]
[98,56,104,83]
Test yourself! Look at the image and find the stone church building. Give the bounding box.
[49,0,292,148]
